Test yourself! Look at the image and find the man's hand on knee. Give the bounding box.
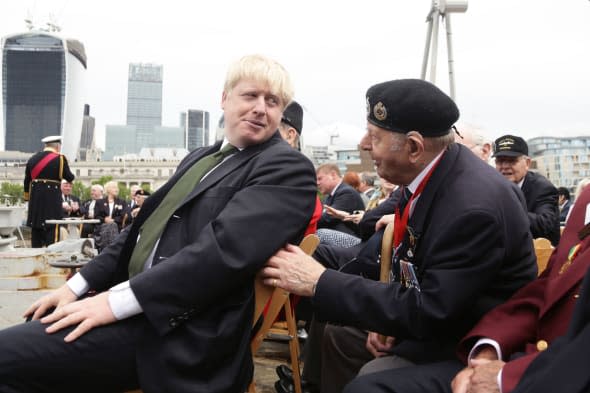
[23,284,78,321]
[366,331,395,357]
[41,292,117,342]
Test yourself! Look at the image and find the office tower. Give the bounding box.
[78,104,99,161]
[0,31,86,159]
[104,125,137,161]
[126,63,162,149]
[184,109,210,150]
[529,136,590,193]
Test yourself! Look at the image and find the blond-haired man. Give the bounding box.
[0,55,317,393]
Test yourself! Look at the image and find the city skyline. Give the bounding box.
[0,0,589,151]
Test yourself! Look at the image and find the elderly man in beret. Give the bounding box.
[263,79,537,393]
[493,134,561,246]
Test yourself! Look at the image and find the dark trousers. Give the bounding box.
[0,317,143,393]
[343,360,463,393]
[301,320,375,393]
[320,325,374,393]
[30,226,58,248]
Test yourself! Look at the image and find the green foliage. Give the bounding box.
[0,182,24,205]
[72,181,90,201]
[118,183,131,200]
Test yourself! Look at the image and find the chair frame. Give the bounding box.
[248,234,319,393]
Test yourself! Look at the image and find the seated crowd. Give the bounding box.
[3,54,588,393]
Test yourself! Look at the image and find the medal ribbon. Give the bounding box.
[559,243,582,274]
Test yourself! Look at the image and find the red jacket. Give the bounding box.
[458,187,590,393]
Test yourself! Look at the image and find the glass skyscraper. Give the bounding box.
[126,63,162,150]
[183,109,210,151]
[0,31,86,159]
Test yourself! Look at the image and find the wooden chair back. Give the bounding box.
[376,222,395,344]
[533,237,553,275]
[249,234,319,393]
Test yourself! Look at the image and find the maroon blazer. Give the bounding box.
[458,186,590,393]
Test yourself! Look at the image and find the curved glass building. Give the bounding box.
[0,31,86,159]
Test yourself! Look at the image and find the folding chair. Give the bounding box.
[533,237,553,275]
[248,234,320,393]
[377,222,394,344]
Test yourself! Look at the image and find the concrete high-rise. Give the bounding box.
[78,104,100,162]
[126,63,162,149]
[0,31,86,159]
[181,110,210,151]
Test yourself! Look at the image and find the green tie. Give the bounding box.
[128,144,237,277]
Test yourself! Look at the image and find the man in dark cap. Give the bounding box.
[493,134,560,245]
[263,79,537,393]
[24,135,75,247]
[279,100,304,150]
[558,186,572,223]
[126,189,151,226]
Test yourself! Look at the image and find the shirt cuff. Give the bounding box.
[498,367,504,393]
[66,273,90,297]
[108,280,143,320]
[468,338,503,364]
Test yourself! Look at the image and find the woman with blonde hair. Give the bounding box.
[94,181,128,251]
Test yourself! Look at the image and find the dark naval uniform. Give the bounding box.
[24,146,75,247]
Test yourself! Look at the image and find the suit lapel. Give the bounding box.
[130,143,219,230]
[405,143,459,266]
[178,134,280,208]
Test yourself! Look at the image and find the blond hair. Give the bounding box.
[223,54,294,107]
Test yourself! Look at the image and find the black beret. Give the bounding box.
[366,79,459,136]
[134,189,151,197]
[492,134,528,158]
[282,101,303,135]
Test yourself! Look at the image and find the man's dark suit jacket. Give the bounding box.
[78,133,317,393]
[61,194,82,218]
[312,143,537,364]
[318,182,366,236]
[512,267,590,393]
[521,171,560,245]
[560,199,572,223]
[458,186,590,393]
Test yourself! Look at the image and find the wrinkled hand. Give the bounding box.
[41,291,116,342]
[375,214,395,231]
[451,366,474,393]
[366,331,395,357]
[469,345,499,366]
[325,205,349,220]
[262,244,326,297]
[23,284,78,321]
[467,359,504,393]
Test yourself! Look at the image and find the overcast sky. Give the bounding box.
[2,0,590,148]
